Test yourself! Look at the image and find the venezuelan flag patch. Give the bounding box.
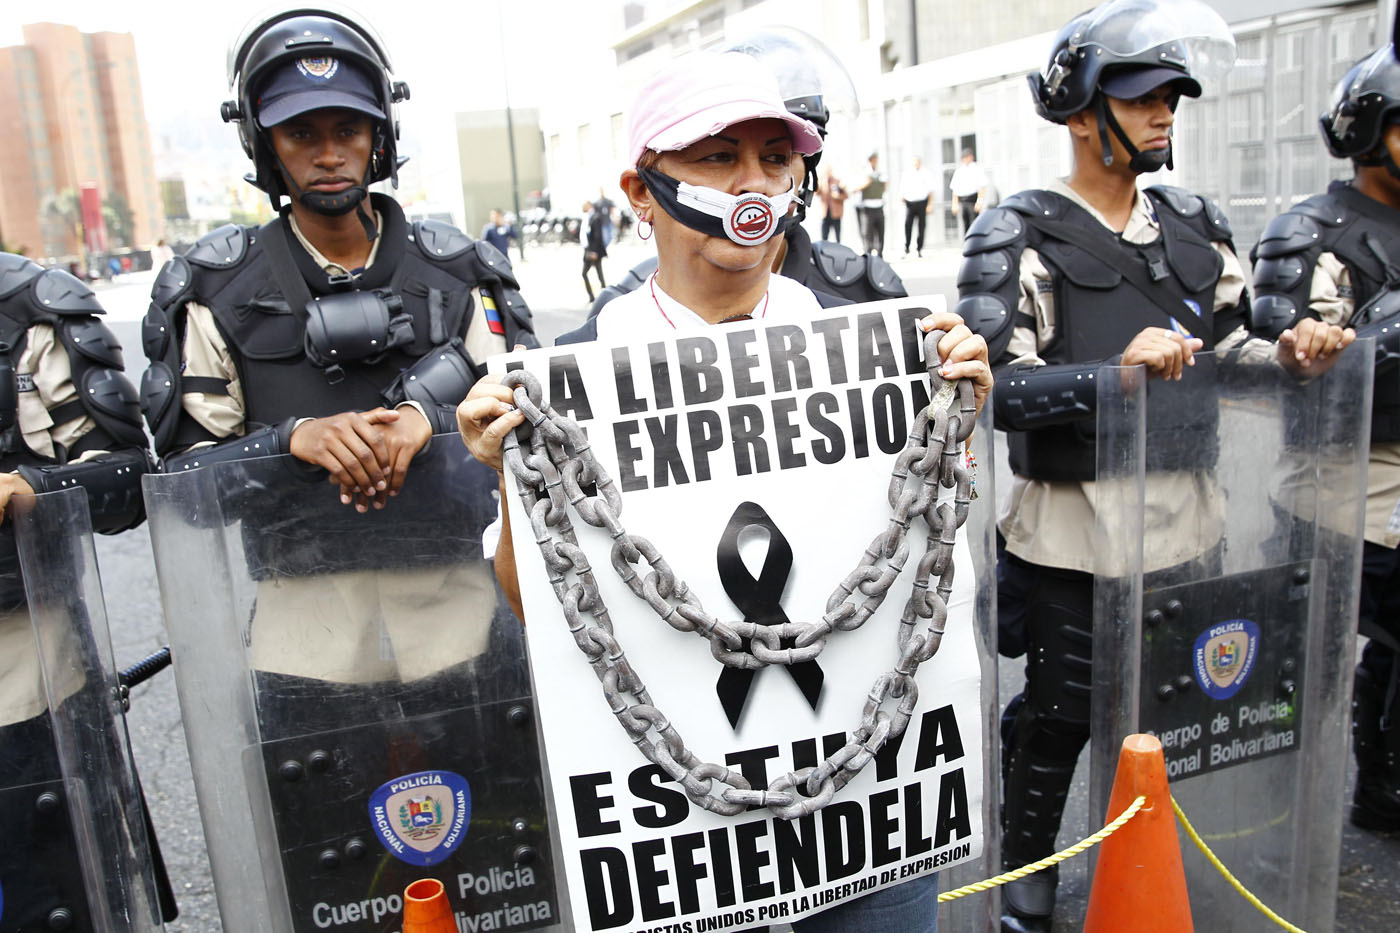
[481,294,506,336]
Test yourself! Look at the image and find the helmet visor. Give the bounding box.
[1071,0,1236,82]
[725,27,859,121]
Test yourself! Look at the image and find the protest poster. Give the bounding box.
[498,296,987,932]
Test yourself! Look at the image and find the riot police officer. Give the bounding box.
[1249,44,1400,834]
[142,6,536,491]
[957,1,1344,928]
[140,5,538,716]
[0,253,160,928]
[589,27,906,314]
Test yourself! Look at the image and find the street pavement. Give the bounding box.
[85,237,1400,930]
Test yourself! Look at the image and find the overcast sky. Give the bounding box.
[1,2,615,123]
[1,3,626,211]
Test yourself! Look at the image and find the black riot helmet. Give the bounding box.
[222,5,409,232]
[1322,45,1400,176]
[1028,0,1234,173]
[725,27,858,216]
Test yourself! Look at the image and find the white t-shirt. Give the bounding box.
[949,162,989,199]
[901,168,936,202]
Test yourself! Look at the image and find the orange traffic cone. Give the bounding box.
[402,878,455,933]
[1082,733,1192,932]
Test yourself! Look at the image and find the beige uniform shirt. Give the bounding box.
[998,180,1269,574]
[1301,253,1400,547]
[177,211,508,443]
[1,324,110,726]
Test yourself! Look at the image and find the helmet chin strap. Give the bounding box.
[639,167,799,246]
[1094,95,1173,174]
[1356,146,1400,183]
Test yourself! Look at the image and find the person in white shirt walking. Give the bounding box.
[901,156,936,257]
[949,149,988,236]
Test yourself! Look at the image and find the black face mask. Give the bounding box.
[639,166,799,246]
[1095,94,1176,174]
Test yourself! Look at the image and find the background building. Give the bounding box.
[0,23,161,265]
[532,0,1386,257]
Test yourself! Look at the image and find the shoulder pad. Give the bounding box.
[1253,212,1322,260]
[186,224,248,269]
[1248,293,1301,341]
[955,294,1014,361]
[810,240,864,287]
[472,239,519,288]
[33,268,104,316]
[413,220,474,261]
[1292,191,1348,227]
[63,317,125,369]
[1145,185,1204,219]
[140,362,178,451]
[963,206,1025,254]
[0,253,42,300]
[1201,197,1232,239]
[864,252,905,297]
[151,255,195,310]
[80,367,145,447]
[957,248,1015,294]
[1000,189,1061,216]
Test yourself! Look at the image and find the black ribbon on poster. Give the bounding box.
[715,501,823,728]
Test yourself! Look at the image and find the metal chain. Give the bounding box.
[502,329,976,819]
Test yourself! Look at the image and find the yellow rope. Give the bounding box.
[1170,795,1308,933]
[936,794,1146,903]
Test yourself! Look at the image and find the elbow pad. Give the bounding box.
[160,422,283,474]
[993,362,1101,432]
[18,448,152,534]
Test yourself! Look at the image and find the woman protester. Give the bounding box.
[458,50,991,931]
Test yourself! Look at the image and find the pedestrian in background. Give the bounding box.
[818,166,847,242]
[581,199,608,303]
[949,149,988,236]
[852,151,886,256]
[901,155,935,257]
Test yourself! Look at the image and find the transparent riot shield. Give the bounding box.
[2,489,163,931]
[143,441,563,933]
[1091,344,1373,931]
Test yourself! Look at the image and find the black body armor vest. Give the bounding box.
[1252,181,1400,441]
[958,186,1241,481]
[142,194,536,455]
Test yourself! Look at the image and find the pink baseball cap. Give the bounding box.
[627,50,823,167]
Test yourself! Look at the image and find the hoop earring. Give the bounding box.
[638,218,653,241]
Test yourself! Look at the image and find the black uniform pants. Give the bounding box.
[1355,541,1400,782]
[582,253,607,302]
[857,205,884,256]
[903,198,928,253]
[999,544,1222,868]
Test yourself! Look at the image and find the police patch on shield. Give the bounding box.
[368,769,472,867]
[723,193,778,245]
[1193,618,1259,700]
[296,56,340,80]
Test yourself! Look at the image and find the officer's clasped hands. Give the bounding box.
[289,406,433,512]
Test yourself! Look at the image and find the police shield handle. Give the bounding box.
[1082,734,1192,933]
[402,878,455,933]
